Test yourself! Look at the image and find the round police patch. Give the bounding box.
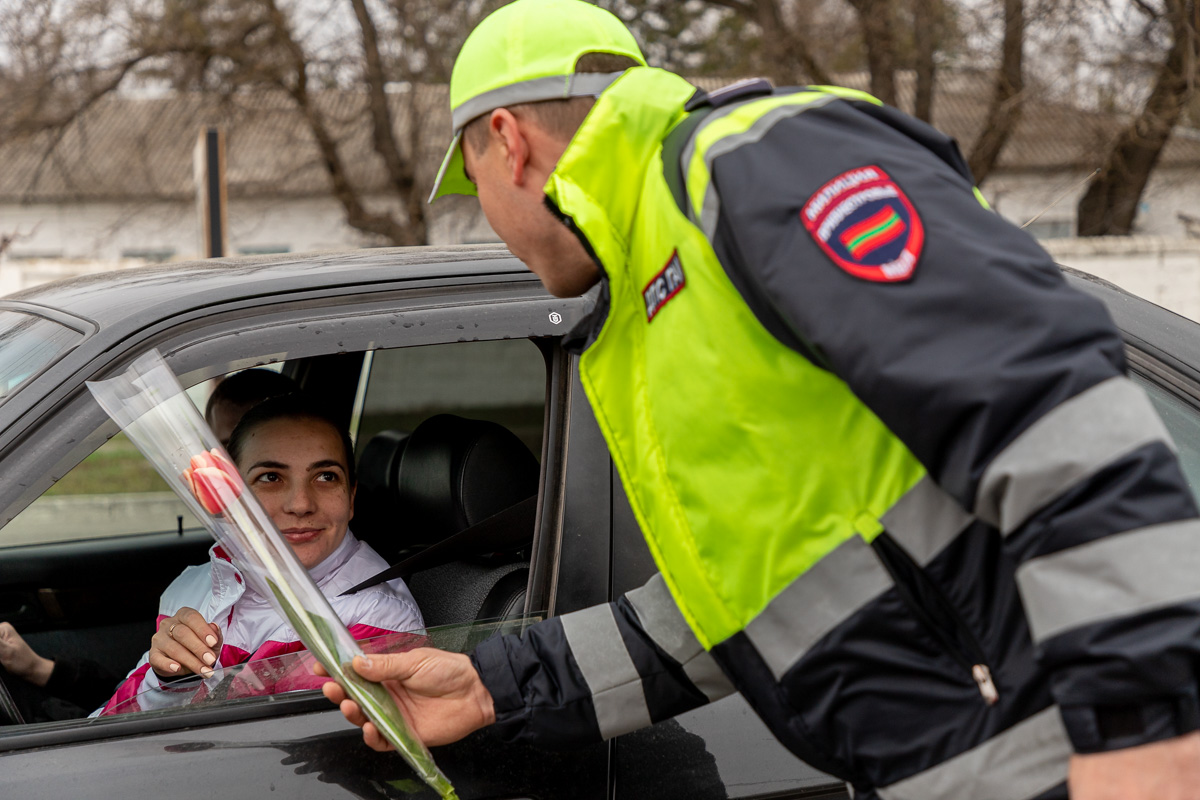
[800,165,924,283]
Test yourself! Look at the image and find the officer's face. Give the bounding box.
[463,111,600,298]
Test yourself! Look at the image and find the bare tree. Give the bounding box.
[0,0,502,247]
[843,0,898,105]
[1077,0,1200,235]
[912,0,943,121]
[967,0,1025,183]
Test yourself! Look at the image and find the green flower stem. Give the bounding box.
[223,502,457,798]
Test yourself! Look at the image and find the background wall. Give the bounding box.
[1044,237,1200,322]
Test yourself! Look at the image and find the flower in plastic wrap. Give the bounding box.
[182,449,243,515]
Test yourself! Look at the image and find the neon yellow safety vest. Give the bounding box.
[546,67,927,650]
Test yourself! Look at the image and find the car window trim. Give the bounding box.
[0,283,589,529]
[0,692,333,753]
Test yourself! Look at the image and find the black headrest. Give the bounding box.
[396,414,539,548]
[353,430,411,556]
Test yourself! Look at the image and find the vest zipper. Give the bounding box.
[872,532,999,706]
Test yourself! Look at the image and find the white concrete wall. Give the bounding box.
[0,194,498,264]
[983,166,1200,240]
[1045,237,1200,322]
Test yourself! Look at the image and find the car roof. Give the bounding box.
[1,244,531,329]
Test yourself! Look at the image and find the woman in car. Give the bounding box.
[97,393,424,715]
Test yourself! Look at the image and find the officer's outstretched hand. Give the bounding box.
[1069,731,1200,800]
[316,648,496,750]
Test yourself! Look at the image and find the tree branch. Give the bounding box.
[349,0,423,244]
[1077,0,1198,235]
[967,0,1025,184]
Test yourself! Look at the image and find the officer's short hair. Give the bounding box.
[462,52,642,155]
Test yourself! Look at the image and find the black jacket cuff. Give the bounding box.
[471,635,529,736]
[1061,687,1200,753]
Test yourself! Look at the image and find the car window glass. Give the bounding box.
[0,310,82,406]
[0,366,285,549]
[0,432,204,548]
[1136,377,1200,500]
[356,340,546,458]
[98,615,540,719]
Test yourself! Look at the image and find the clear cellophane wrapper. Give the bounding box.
[86,350,456,798]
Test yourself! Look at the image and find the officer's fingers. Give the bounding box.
[321,679,347,705]
[362,721,394,753]
[313,661,329,678]
[339,697,369,728]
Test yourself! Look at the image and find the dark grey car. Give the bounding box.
[0,249,1195,799]
[0,247,845,799]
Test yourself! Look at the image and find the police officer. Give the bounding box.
[321,2,1200,797]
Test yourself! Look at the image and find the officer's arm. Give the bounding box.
[700,97,1200,756]
[470,573,734,747]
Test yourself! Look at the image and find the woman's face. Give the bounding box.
[237,416,355,570]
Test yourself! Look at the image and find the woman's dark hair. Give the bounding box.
[204,368,298,425]
[226,393,356,486]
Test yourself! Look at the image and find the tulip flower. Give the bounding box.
[183,448,243,515]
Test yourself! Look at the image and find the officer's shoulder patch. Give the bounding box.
[644,250,686,322]
[800,165,923,283]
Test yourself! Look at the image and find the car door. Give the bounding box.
[0,269,616,799]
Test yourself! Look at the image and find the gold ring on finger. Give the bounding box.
[169,623,178,638]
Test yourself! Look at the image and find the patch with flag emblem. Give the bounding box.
[800,165,924,283]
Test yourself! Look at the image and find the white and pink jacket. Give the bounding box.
[97,531,423,715]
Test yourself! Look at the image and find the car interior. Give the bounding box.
[0,336,554,725]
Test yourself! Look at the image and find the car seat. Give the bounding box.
[353,414,540,632]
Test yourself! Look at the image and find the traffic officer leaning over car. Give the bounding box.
[319,1,1200,797]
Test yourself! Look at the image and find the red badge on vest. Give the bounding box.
[800,165,924,283]
[644,250,686,322]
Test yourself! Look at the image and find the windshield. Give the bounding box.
[0,310,82,406]
[99,615,541,718]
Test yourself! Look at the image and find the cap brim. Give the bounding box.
[428,131,478,203]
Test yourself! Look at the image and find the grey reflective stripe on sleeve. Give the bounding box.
[877,705,1070,800]
[687,94,839,239]
[626,573,735,703]
[1016,518,1200,642]
[451,72,627,131]
[880,475,974,565]
[744,534,893,681]
[975,376,1173,534]
[558,604,654,739]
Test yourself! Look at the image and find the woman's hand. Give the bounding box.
[150,607,223,680]
[317,648,495,750]
[0,622,54,687]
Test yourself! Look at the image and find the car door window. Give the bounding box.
[355,339,547,458]
[1137,378,1200,500]
[0,336,552,730]
[1,431,206,549]
[0,382,230,549]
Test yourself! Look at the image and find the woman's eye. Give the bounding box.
[316,471,340,482]
[253,472,281,483]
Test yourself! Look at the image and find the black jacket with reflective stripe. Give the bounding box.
[472,85,1200,799]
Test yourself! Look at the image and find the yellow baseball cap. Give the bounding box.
[428,0,646,202]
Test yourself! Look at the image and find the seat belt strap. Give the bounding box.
[339,495,538,596]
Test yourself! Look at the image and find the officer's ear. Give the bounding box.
[486,108,532,188]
